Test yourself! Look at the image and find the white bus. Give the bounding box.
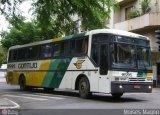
[6,29,153,98]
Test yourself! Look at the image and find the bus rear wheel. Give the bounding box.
[111,93,123,99]
[19,76,27,91]
[79,77,91,99]
[44,88,54,92]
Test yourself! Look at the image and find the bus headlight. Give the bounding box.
[148,86,152,89]
[119,85,123,89]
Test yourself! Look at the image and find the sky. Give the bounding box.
[0,1,32,32]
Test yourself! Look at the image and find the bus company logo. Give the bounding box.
[74,60,85,69]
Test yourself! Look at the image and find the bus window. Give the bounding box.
[8,50,12,62]
[29,46,39,59]
[76,39,83,54]
[75,38,88,55]
[53,43,61,57]
[60,41,70,56]
[91,43,99,66]
[12,50,18,61]
[82,38,88,54]
[9,50,18,62]
[40,44,52,59]
[18,48,29,60]
[70,40,76,55]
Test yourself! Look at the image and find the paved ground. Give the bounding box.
[0,82,160,115]
[0,72,6,82]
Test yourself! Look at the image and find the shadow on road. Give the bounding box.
[27,88,146,103]
[0,82,146,103]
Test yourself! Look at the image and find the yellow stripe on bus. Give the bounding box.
[52,38,63,42]
[26,60,51,86]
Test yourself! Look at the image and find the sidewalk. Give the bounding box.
[0,76,6,82]
[0,72,6,82]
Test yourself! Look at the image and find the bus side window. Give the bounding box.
[12,50,18,61]
[60,41,70,56]
[9,50,18,62]
[75,38,88,55]
[29,46,39,59]
[70,40,76,55]
[53,43,61,57]
[91,43,99,65]
[82,38,88,54]
[8,50,12,62]
[76,39,83,54]
[40,44,52,59]
[18,48,29,61]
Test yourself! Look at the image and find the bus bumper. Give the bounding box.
[111,81,153,93]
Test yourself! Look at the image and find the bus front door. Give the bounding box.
[98,43,110,93]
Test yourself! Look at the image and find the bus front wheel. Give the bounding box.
[111,93,123,98]
[79,77,91,99]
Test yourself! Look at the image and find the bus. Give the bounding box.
[6,29,153,98]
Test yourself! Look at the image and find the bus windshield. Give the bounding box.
[112,43,136,68]
[111,36,152,70]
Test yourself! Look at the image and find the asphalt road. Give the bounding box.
[0,82,160,115]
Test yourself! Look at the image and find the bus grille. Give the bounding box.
[129,78,146,82]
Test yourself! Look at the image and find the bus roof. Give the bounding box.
[90,29,149,40]
[9,29,149,50]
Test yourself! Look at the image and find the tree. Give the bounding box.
[1,0,118,36]
[33,0,118,35]
[1,16,56,49]
[0,46,7,66]
[0,0,23,18]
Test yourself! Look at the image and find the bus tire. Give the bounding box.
[19,76,27,91]
[111,93,123,99]
[79,77,90,99]
[44,87,54,92]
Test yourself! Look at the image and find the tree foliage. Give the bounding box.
[32,0,118,35]
[1,0,118,36]
[1,16,57,49]
[0,0,23,18]
[0,46,7,65]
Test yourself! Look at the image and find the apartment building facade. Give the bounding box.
[108,0,160,86]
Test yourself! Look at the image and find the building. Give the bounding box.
[108,0,160,86]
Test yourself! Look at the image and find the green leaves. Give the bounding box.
[0,16,51,49]
[1,0,119,49]
[141,0,151,14]
[0,46,7,65]
[32,0,118,35]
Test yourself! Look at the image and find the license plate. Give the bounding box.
[134,85,141,89]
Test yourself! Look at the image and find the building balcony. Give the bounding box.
[117,0,136,6]
[114,12,160,32]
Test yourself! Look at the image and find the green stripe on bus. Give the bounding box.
[42,58,72,88]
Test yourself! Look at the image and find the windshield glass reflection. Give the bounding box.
[112,44,136,68]
[137,47,151,70]
[111,36,152,70]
